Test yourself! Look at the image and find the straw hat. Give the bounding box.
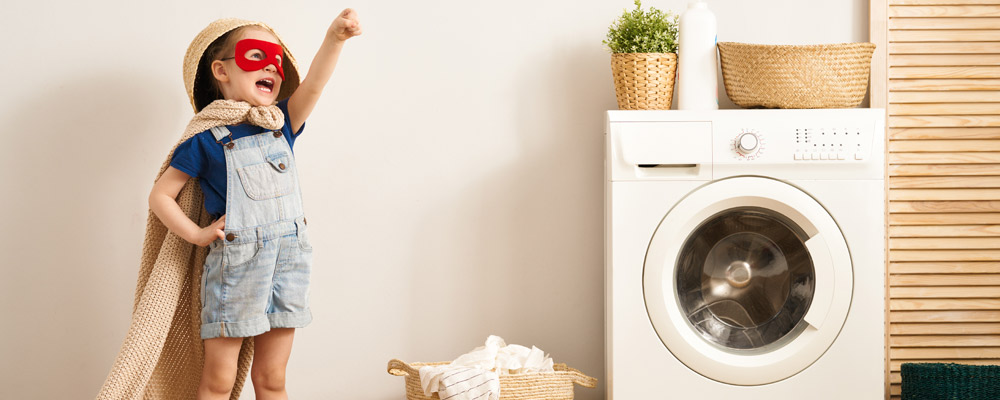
[183,18,301,112]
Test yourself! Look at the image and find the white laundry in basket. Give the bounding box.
[420,335,555,400]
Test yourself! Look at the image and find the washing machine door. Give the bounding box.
[644,176,852,385]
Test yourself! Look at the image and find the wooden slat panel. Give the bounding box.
[890,115,1000,127]
[890,224,1000,236]
[892,249,1000,261]
[890,17,1000,30]
[890,91,1000,103]
[891,322,1000,334]
[891,0,1000,5]
[890,347,1000,359]
[890,42,1000,54]
[890,102,1000,115]
[891,274,1000,285]
[885,12,1000,398]
[892,310,1000,322]
[889,128,1000,140]
[891,188,1000,200]
[891,29,1000,42]
[891,152,1000,163]
[889,140,1000,151]
[891,237,1000,248]
[890,212,1000,224]
[891,176,1000,189]
[889,78,1000,90]
[890,163,1000,175]
[889,201,1000,214]
[890,298,1000,310]
[891,335,1000,346]
[892,286,1000,297]
[889,5,1000,17]
[891,127,1000,139]
[890,262,1000,273]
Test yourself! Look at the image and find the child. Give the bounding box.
[97,11,360,400]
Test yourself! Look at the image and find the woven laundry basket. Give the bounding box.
[610,52,677,110]
[717,42,875,109]
[901,363,1000,400]
[387,359,597,400]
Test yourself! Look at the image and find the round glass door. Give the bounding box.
[643,177,853,385]
[676,207,815,351]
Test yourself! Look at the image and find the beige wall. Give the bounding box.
[0,1,866,398]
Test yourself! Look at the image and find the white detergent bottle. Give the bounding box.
[677,0,718,110]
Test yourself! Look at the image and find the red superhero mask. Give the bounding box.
[232,39,285,80]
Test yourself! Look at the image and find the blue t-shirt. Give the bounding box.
[170,99,304,219]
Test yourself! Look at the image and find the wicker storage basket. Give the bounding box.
[610,52,677,110]
[717,42,875,109]
[901,363,1000,400]
[387,359,597,400]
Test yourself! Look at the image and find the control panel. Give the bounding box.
[794,127,869,161]
[607,109,885,181]
[718,120,875,164]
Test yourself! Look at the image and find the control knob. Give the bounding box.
[736,131,760,156]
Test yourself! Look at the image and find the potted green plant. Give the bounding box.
[604,0,679,110]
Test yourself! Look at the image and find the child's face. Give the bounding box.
[212,28,284,106]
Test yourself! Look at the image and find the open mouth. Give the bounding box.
[256,78,275,93]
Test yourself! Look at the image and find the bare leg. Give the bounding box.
[251,328,296,400]
[198,336,244,400]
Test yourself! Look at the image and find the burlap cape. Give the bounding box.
[97,100,285,399]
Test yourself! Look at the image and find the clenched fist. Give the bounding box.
[329,8,362,41]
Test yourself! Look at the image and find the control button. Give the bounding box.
[811,153,819,160]
[820,153,829,160]
[794,153,803,160]
[855,152,864,160]
[838,153,845,160]
[226,233,237,241]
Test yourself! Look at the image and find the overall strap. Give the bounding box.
[210,126,236,149]
[209,126,232,141]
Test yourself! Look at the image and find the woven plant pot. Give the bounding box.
[610,53,677,110]
[717,42,875,109]
[387,359,597,400]
[901,363,1000,400]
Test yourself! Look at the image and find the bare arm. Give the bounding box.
[286,8,362,132]
[149,166,226,247]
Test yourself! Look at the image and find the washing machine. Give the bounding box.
[605,109,885,399]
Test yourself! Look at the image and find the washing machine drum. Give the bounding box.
[676,207,815,351]
[643,177,853,385]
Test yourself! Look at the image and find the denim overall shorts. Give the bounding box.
[200,125,313,339]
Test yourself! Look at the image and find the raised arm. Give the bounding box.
[286,8,362,133]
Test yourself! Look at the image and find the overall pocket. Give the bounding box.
[236,151,294,200]
[224,240,262,267]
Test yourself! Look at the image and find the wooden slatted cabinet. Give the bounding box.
[874,0,1000,398]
